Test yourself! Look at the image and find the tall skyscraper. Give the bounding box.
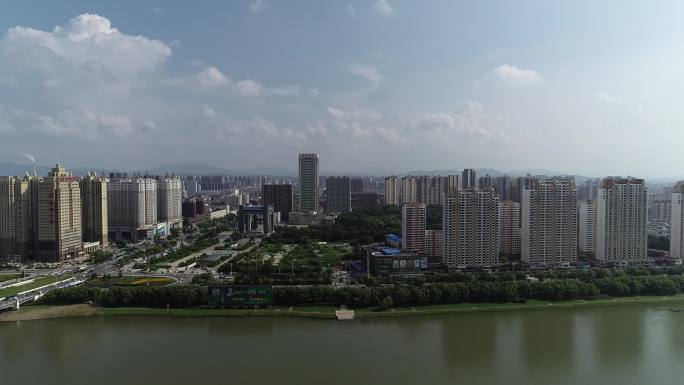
[578,199,598,257]
[521,178,577,265]
[325,176,352,213]
[108,178,158,242]
[80,172,109,246]
[461,169,477,190]
[498,200,520,256]
[479,174,493,190]
[442,190,499,268]
[351,178,364,193]
[0,175,33,260]
[157,177,183,229]
[596,177,647,263]
[384,176,400,205]
[262,183,293,221]
[671,182,684,260]
[495,176,512,202]
[401,176,418,204]
[424,229,443,260]
[402,202,426,253]
[298,153,320,212]
[32,164,82,261]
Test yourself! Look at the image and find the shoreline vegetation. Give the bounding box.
[4,295,684,322]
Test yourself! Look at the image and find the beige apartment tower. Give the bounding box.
[402,202,426,253]
[32,165,82,261]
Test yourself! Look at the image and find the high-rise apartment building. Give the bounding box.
[384,176,400,205]
[442,190,499,268]
[424,229,443,260]
[578,199,598,256]
[461,169,477,190]
[498,200,520,256]
[521,178,577,265]
[108,178,158,242]
[402,202,426,253]
[326,176,352,213]
[649,199,672,224]
[298,153,320,212]
[157,177,183,229]
[80,173,109,246]
[479,174,493,190]
[596,178,647,263]
[495,176,512,202]
[262,184,293,221]
[670,182,684,260]
[401,176,418,204]
[32,165,82,261]
[0,176,33,260]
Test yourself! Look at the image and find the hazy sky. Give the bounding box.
[0,1,683,176]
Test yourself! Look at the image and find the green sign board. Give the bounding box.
[208,285,273,308]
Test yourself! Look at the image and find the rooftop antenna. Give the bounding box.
[32,161,37,177]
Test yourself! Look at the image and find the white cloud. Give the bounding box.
[236,79,262,96]
[373,0,394,15]
[151,8,163,15]
[594,91,624,104]
[249,0,270,13]
[490,64,542,86]
[327,107,382,121]
[1,14,171,81]
[197,66,231,87]
[411,102,507,139]
[348,63,383,86]
[346,4,357,15]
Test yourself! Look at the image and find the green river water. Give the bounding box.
[2,303,684,385]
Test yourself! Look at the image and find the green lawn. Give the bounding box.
[0,274,21,283]
[86,276,176,287]
[0,276,67,298]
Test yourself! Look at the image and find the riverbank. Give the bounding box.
[4,295,684,322]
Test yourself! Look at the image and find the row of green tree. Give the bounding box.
[40,286,207,308]
[41,274,684,309]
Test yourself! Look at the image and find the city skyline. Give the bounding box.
[2,2,684,177]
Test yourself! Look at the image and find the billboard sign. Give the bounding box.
[208,285,273,308]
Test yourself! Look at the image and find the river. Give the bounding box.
[2,303,684,385]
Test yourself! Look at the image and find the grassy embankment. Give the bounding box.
[5,295,684,322]
[0,276,67,298]
[85,276,176,287]
[0,274,21,283]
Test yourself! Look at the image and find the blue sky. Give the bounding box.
[0,1,683,176]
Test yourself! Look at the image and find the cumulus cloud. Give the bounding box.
[348,64,383,86]
[327,107,382,121]
[411,102,507,139]
[489,64,542,86]
[594,91,624,104]
[249,0,270,13]
[373,0,394,15]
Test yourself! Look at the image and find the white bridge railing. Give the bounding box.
[0,277,85,311]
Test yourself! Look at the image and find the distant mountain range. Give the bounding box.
[0,160,674,183]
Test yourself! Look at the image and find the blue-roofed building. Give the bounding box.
[362,244,427,278]
[385,234,402,248]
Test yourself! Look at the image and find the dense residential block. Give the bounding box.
[442,189,499,268]
[596,178,647,263]
[521,178,577,265]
